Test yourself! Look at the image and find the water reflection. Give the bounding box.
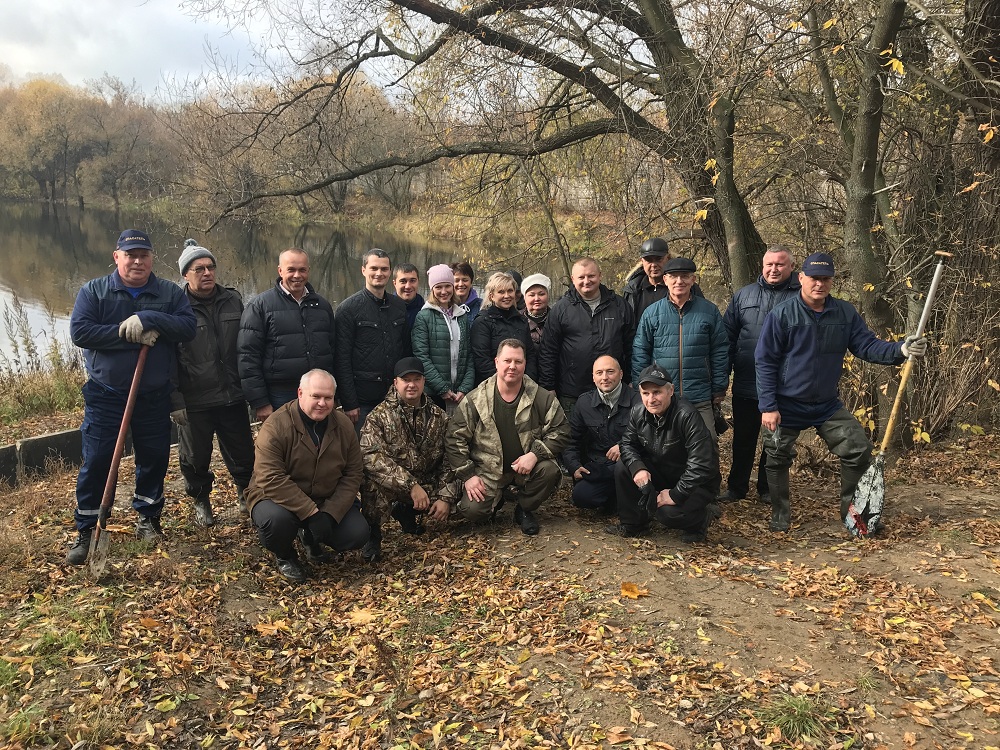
[1,203,550,359]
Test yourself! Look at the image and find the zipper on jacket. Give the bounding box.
[676,306,684,396]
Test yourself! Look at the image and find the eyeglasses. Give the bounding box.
[190,264,217,275]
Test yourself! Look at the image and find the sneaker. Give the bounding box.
[275,554,307,583]
[390,501,425,535]
[682,503,722,543]
[296,528,332,563]
[193,497,215,527]
[66,528,93,566]
[716,490,744,504]
[135,515,165,542]
[604,522,647,538]
[514,506,539,536]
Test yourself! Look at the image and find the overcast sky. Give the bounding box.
[0,0,265,96]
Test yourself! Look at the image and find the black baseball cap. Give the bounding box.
[394,357,424,377]
[637,363,673,387]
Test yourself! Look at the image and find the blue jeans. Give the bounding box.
[75,380,172,530]
[268,388,298,411]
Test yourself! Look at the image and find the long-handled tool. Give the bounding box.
[845,251,951,537]
[88,344,149,577]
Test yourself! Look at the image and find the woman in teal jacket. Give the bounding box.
[412,264,474,414]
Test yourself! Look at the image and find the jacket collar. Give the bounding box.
[758,274,802,292]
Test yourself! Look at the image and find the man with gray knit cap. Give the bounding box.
[171,239,254,525]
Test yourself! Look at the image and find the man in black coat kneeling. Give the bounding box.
[607,363,722,543]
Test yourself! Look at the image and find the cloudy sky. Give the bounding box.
[0,0,266,96]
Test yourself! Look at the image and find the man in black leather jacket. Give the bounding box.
[608,363,722,542]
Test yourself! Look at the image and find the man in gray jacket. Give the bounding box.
[171,240,255,526]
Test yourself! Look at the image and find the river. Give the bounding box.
[0,203,561,363]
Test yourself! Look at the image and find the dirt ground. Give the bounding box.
[1,434,999,749]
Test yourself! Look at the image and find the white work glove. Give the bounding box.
[170,408,189,427]
[139,330,160,347]
[118,314,145,343]
[901,334,928,358]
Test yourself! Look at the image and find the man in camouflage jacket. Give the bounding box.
[359,357,458,561]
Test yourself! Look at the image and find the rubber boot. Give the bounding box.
[361,520,382,563]
[839,466,868,522]
[766,466,791,532]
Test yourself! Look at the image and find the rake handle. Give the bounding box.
[878,254,948,453]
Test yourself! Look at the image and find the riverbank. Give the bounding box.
[2,436,998,748]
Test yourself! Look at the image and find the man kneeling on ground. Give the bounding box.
[446,339,569,535]
[563,355,641,515]
[358,357,458,561]
[608,363,722,543]
[245,369,368,582]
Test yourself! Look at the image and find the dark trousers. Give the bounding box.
[251,500,370,559]
[352,402,377,437]
[75,380,172,530]
[571,460,617,510]
[178,402,255,500]
[727,395,769,498]
[267,388,298,411]
[614,460,714,532]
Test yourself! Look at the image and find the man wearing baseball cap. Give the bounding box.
[607,363,722,542]
[357,357,458,561]
[755,252,928,533]
[65,229,196,565]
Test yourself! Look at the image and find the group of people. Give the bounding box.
[63,228,927,580]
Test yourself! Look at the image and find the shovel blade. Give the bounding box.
[88,525,111,578]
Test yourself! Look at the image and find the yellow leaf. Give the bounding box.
[822,18,838,29]
[889,58,905,75]
[967,687,988,698]
[985,129,995,143]
[606,727,633,744]
[348,608,376,625]
[693,209,708,222]
[357,695,375,707]
[912,715,933,726]
[620,582,650,599]
[146,721,155,737]
[831,44,844,54]
[862,283,875,292]
[956,731,975,741]
[959,181,981,194]
[704,158,717,170]
[987,379,999,392]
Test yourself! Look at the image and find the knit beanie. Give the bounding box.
[520,273,551,295]
[178,238,217,276]
[426,263,455,289]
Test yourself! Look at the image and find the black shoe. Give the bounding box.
[390,501,425,535]
[193,497,215,527]
[361,537,382,563]
[66,528,93,566]
[514,506,539,536]
[596,501,617,517]
[135,516,165,542]
[716,490,744,504]
[237,487,248,514]
[757,491,771,505]
[275,554,306,582]
[297,528,332,563]
[682,503,722,543]
[604,522,646,538]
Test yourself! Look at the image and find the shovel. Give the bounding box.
[845,251,950,537]
[88,344,150,577]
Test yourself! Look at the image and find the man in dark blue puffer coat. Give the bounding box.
[719,247,800,504]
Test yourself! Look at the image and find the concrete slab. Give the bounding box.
[16,428,83,476]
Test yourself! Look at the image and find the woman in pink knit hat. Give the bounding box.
[411,264,475,414]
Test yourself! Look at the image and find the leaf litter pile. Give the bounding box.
[0,436,999,749]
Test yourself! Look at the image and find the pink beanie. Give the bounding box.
[426,263,455,289]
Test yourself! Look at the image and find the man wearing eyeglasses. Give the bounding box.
[170,240,255,527]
